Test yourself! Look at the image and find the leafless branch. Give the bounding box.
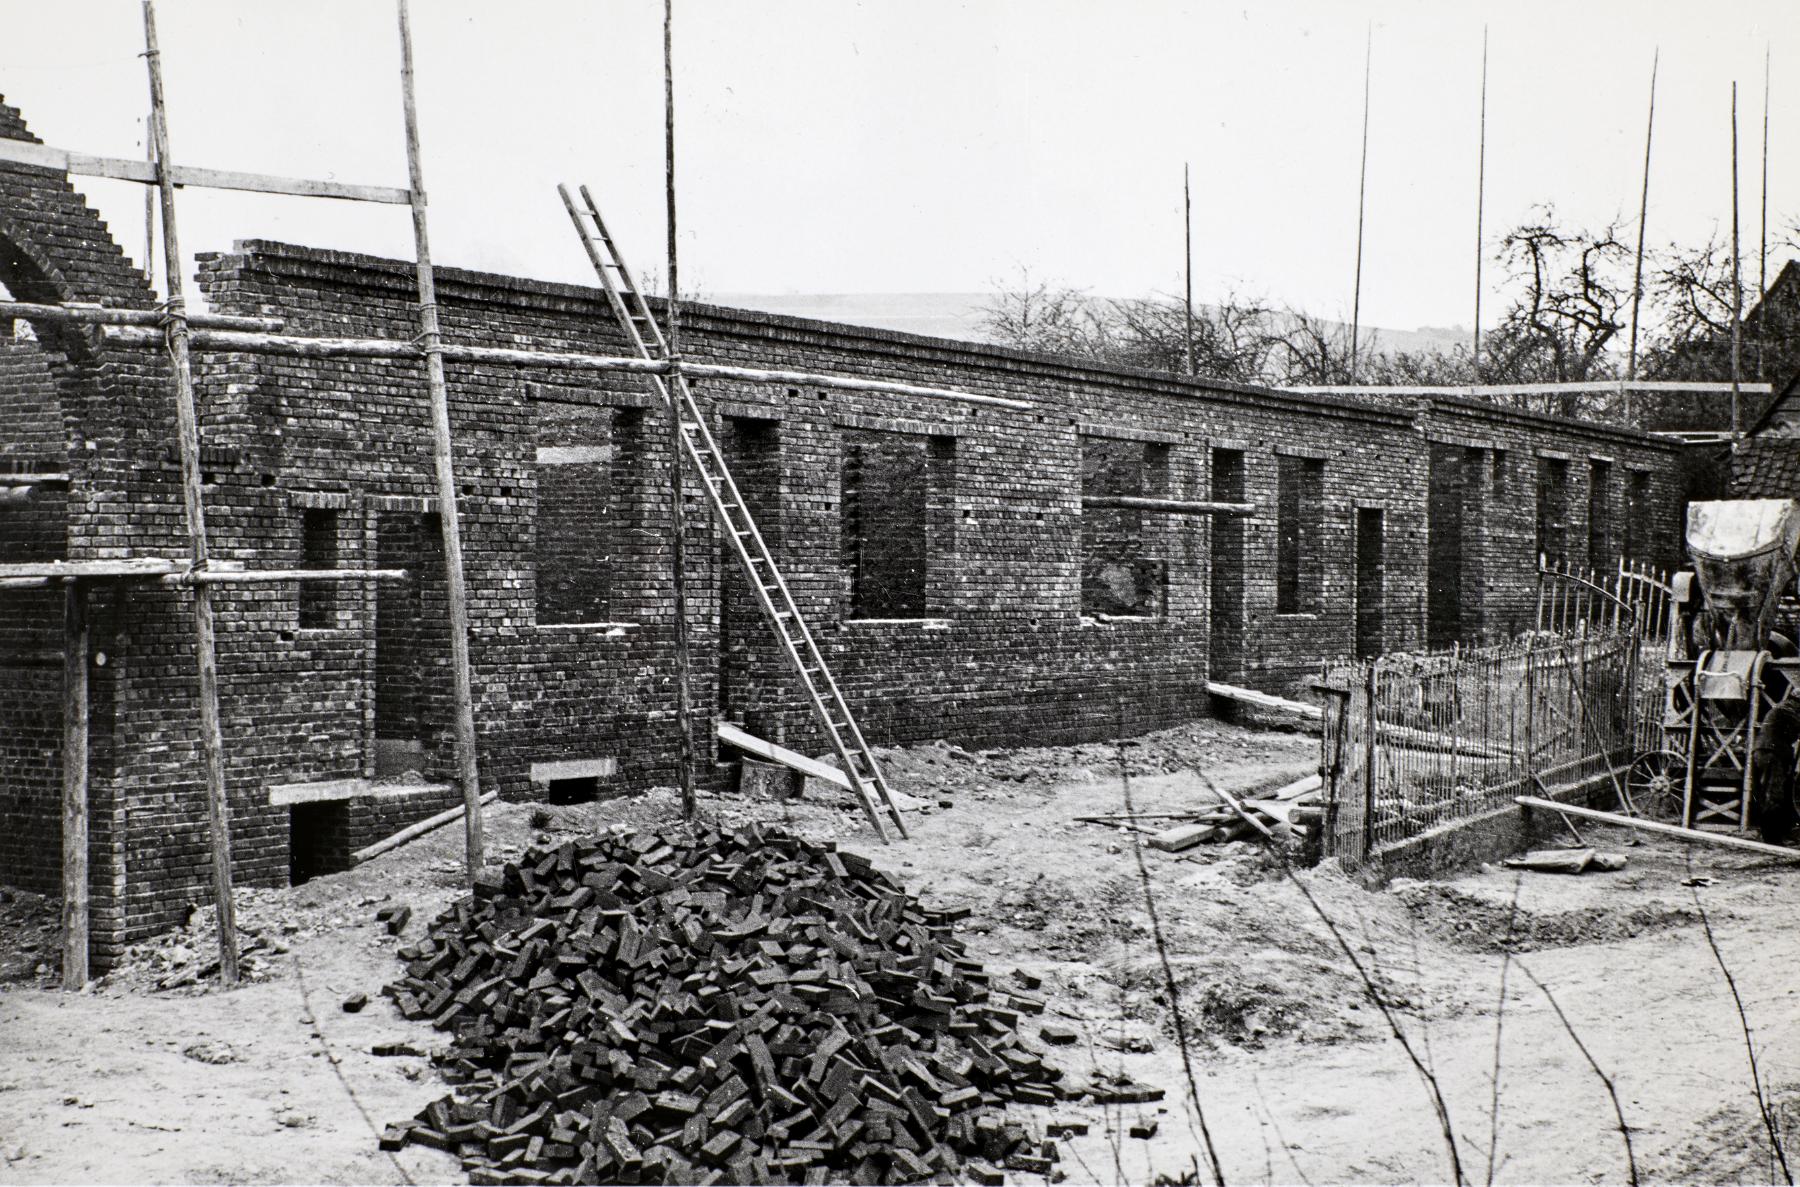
[1485,872,1523,1187]
[1688,862,1794,1184]
[1118,710,1227,1187]
[1196,773,1465,1185]
[1515,962,1638,1187]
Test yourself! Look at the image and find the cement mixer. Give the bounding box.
[1661,498,1800,840]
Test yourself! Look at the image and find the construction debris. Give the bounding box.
[1501,848,1629,875]
[380,823,1075,1184]
[1098,772,1324,854]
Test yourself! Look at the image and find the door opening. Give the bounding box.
[1355,508,1385,659]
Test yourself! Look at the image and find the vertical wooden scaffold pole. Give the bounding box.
[141,0,239,986]
[665,0,696,817]
[1730,81,1743,440]
[397,0,485,878]
[1758,47,1771,378]
[1183,163,1195,377]
[1348,25,1372,383]
[1471,26,1488,365]
[60,581,89,989]
[1627,51,1658,389]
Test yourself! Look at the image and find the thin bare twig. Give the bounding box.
[1515,962,1639,1186]
[1199,769,1465,1185]
[1486,872,1523,1187]
[1688,860,1793,1183]
[1252,1072,1315,1187]
[1118,711,1227,1187]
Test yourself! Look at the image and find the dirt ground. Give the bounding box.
[3,715,1798,1185]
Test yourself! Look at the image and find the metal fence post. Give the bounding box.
[1362,661,1378,860]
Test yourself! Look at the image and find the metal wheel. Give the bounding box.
[1624,749,1686,822]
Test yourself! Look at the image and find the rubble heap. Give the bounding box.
[382,824,1068,1185]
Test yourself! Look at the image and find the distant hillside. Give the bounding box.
[715,291,1470,360]
[712,293,993,343]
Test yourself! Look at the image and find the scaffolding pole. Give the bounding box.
[60,581,89,989]
[141,0,239,987]
[397,0,485,882]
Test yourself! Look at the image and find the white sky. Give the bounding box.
[0,1,1794,333]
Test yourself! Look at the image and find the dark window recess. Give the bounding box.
[1536,457,1569,566]
[535,403,615,625]
[720,417,781,721]
[1625,470,1652,561]
[1209,448,1247,667]
[1079,436,1168,616]
[1426,444,1465,649]
[289,801,350,885]
[1588,459,1613,569]
[1355,508,1385,659]
[374,512,447,779]
[298,508,338,629]
[841,428,951,619]
[1275,455,1324,614]
[547,776,599,805]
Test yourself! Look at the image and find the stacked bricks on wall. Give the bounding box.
[0,96,1683,968]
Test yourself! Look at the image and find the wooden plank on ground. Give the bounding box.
[1147,823,1217,852]
[1205,681,1323,721]
[717,722,854,792]
[353,792,499,863]
[1513,796,1800,860]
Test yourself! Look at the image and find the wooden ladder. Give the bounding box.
[557,183,908,841]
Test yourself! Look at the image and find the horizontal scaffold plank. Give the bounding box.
[0,299,281,333]
[0,137,411,204]
[1083,495,1256,516]
[96,326,1032,411]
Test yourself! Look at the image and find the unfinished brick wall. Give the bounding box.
[1079,436,1167,617]
[841,427,933,619]
[534,399,614,626]
[1207,447,1247,679]
[0,110,1686,959]
[0,99,166,960]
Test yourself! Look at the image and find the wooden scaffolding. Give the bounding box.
[0,0,1025,989]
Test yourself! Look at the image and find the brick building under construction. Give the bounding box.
[0,97,1685,966]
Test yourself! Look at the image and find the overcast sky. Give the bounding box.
[0,1,1793,334]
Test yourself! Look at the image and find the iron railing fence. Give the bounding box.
[1318,633,1639,862]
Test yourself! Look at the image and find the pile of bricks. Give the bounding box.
[380,823,1070,1184]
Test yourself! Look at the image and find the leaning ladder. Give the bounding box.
[557,183,908,841]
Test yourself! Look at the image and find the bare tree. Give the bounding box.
[1264,310,1362,386]
[978,272,1277,385]
[976,207,1800,428]
[1108,289,1277,384]
[1485,208,1631,387]
[976,268,1115,360]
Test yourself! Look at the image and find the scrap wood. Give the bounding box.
[1147,822,1219,852]
[1502,848,1628,875]
[1271,773,1324,801]
[353,792,498,864]
[1215,785,1287,841]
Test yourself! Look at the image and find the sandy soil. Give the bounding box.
[2,716,1797,1185]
